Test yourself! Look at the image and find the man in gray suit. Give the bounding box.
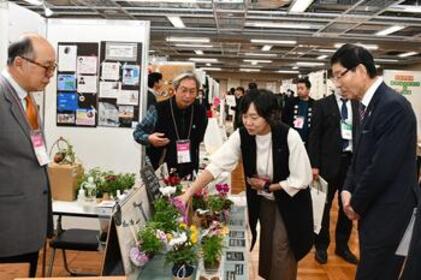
[0,34,56,277]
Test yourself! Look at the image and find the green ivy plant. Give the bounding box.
[201,235,224,268]
[151,197,180,233]
[137,225,163,256]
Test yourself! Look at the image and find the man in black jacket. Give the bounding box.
[146,72,163,110]
[308,90,360,265]
[281,78,314,146]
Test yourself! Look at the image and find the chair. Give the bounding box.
[47,228,101,276]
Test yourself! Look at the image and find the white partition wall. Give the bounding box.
[46,19,150,174]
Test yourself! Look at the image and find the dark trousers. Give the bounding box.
[0,251,39,277]
[315,152,353,251]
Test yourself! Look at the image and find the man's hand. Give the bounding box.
[341,190,360,221]
[246,177,266,191]
[148,132,170,147]
[312,168,320,181]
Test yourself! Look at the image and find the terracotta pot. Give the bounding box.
[204,259,220,274]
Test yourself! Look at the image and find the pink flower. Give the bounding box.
[215,183,229,196]
[170,197,189,224]
[129,247,150,267]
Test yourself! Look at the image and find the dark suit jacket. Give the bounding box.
[147,89,157,110]
[281,96,314,128]
[344,82,418,247]
[308,94,360,181]
[0,75,53,257]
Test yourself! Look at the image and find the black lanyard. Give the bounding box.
[169,98,194,140]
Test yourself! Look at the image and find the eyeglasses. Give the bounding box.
[178,86,197,95]
[332,68,352,82]
[20,56,57,74]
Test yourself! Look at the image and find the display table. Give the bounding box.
[136,197,249,280]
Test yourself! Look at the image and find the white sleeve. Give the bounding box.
[206,130,242,179]
[278,129,313,197]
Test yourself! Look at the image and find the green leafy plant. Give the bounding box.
[137,225,163,256]
[208,195,226,213]
[166,243,197,267]
[151,197,180,233]
[201,235,224,268]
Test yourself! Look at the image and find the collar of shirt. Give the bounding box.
[361,76,383,108]
[148,87,160,97]
[1,69,28,102]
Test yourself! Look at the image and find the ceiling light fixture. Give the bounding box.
[245,21,312,29]
[174,44,213,48]
[262,45,272,51]
[277,70,299,74]
[289,0,314,13]
[251,39,296,45]
[292,66,299,70]
[199,67,222,71]
[243,59,272,63]
[244,53,277,57]
[317,55,328,60]
[206,63,211,66]
[388,4,421,13]
[296,62,325,66]
[318,48,336,53]
[375,58,399,63]
[375,25,405,36]
[240,68,261,72]
[43,1,53,17]
[167,36,210,43]
[167,16,185,29]
[398,51,417,58]
[23,0,43,5]
[334,43,378,50]
[194,50,204,55]
[189,58,218,63]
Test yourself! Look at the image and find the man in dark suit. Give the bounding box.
[308,90,360,265]
[147,72,163,110]
[281,78,314,146]
[331,44,420,279]
[0,35,55,276]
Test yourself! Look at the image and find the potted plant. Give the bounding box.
[201,235,224,274]
[130,224,166,268]
[200,220,228,273]
[151,197,181,233]
[191,188,209,228]
[166,223,199,280]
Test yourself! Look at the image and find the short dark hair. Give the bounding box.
[7,37,34,65]
[331,43,377,78]
[240,89,280,126]
[248,82,257,90]
[148,72,163,88]
[297,78,311,89]
[236,86,245,94]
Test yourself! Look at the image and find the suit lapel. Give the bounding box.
[0,76,32,141]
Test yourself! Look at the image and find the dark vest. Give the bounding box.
[240,123,314,261]
[146,97,203,178]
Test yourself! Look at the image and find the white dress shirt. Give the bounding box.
[361,76,383,109]
[206,129,312,199]
[1,69,28,110]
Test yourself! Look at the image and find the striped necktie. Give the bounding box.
[25,95,39,130]
[359,103,367,122]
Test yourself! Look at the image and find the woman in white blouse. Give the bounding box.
[179,89,313,280]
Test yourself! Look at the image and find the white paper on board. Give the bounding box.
[77,56,98,74]
[101,62,120,81]
[58,45,77,72]
[77,75,98,93]
[117,90,139,105]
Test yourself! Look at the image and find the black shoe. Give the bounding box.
[335,248,359,265]
[315,249,328,264]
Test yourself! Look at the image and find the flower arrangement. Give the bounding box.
[151,197,181,233]
[166,223,199,279]
[78,167,135,198]
[207,183,233,223]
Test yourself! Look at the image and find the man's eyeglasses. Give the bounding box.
[179,86,197,95]
[332,68,353,82]
[20,56,57,74]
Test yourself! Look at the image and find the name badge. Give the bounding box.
[176,140,191,164]
[30,131,50,166]
[293,116,305,129]
[341,120,352,140]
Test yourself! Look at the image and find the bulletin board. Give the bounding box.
[98,41,143,128]
[56,42,99,127]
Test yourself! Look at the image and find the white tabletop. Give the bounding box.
[53,200,114,218]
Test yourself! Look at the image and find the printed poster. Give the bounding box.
[58,45,77,72]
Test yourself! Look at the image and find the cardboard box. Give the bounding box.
[48,163,84,201]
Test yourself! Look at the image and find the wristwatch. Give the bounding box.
[263,181,271,193]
